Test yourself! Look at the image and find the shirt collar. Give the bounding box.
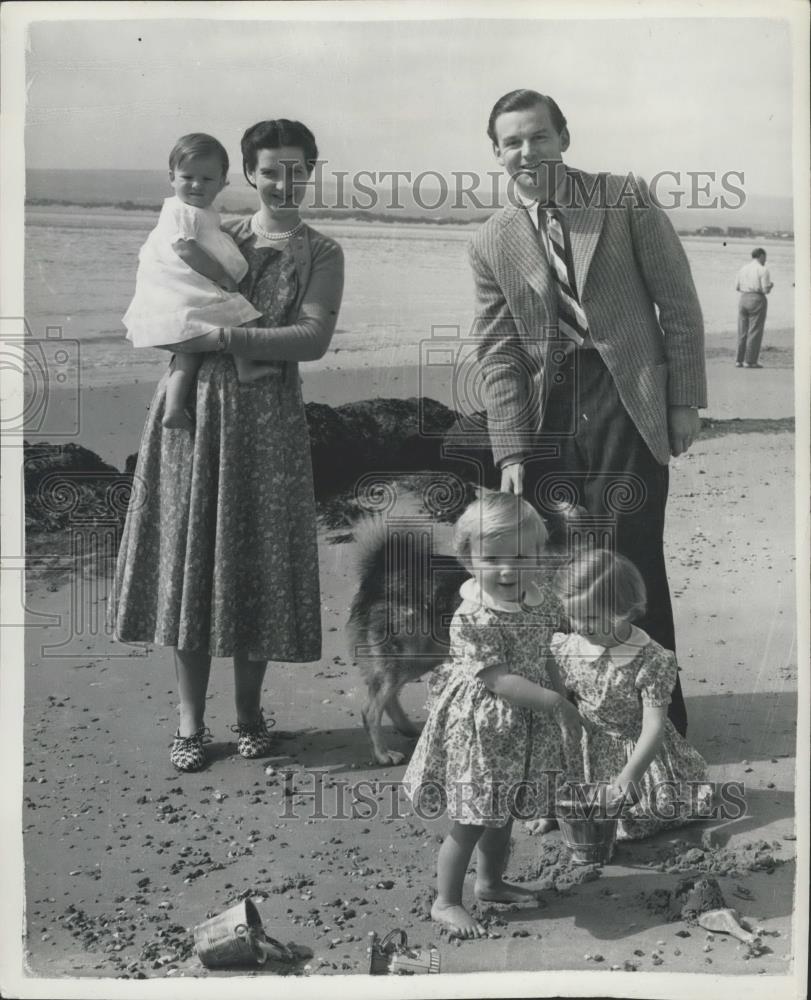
[575,625,649,657]
[460,576,545,613]
[514,168,570,216]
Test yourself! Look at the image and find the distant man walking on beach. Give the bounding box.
[735,248,773,369]
[468,89,707,736]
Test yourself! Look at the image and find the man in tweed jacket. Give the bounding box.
[470,90,707,735]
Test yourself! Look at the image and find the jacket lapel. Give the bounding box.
[498,204,556,320]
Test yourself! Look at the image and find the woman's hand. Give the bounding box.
[233,354,284,383]
[219,275,240,293]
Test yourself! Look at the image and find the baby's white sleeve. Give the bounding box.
[168,200,202,242]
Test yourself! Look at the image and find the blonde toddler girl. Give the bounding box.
[551,548,713,839]
[402,491,582,939]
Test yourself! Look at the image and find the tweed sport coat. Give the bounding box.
[468,168,707,467]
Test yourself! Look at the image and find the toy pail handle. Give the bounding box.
[380,929,408,952]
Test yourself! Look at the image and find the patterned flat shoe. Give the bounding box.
[232,711,276,759]
[169,727,211,772]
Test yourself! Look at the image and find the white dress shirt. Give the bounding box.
[736,258,773,294]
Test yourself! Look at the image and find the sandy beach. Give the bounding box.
[16,346,800,986]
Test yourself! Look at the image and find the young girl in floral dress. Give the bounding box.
[550,548,713,839]
[402,492,583,939]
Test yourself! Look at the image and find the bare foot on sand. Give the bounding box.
[474,880,542,905]
[431,899,486,939]
[525,818,559,836]
[162,409,194,431]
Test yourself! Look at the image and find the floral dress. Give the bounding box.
[551,629,713,840]
[402,578,576,827]
[111,239,322,662]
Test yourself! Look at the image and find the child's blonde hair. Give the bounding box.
[453,490,547,571]
[554,548,647,626]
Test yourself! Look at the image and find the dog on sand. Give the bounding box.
[347,516,467,765]
[348,504,582,765]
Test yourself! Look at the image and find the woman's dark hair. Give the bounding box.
[486,90,568,145]
[169,133,229,176]
[241,120,319,184]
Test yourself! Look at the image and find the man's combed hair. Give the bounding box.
[486,90,568,145]
[169,133,229,176]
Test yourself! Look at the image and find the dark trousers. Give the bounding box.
[736,292,767,365]
[523,348,687,736]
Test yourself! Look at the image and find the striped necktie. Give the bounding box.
[542,206,588,347]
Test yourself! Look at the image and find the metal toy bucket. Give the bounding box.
[556,783,619,865]
[194,899,275,969]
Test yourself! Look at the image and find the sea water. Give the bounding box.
[23,209,796,388]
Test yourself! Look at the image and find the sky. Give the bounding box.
[22,11,795,198]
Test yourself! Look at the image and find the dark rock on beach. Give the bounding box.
[440,408,500,489]
[24,441,132,534]
[306,397,460,498]
[24,402,793,545]
[26,399,467,540]
[23,397,592,556]
[25,398,473,536]
[24,441,119,492]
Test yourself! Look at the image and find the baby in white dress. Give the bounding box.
[123,133,261,429]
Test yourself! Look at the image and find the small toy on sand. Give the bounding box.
[556,783,618,865]
[697,908,760,946]
[368,929,441,975]
[194,899,311,969]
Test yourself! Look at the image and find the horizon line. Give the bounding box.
[23,165,794,205]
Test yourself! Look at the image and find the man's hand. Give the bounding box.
[500,462,524,495]
[668,406,700,457]
[220,274,239,293]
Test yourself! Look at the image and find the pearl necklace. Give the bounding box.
[251,214,304,241]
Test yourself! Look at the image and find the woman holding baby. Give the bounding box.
[111,118,344,772]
